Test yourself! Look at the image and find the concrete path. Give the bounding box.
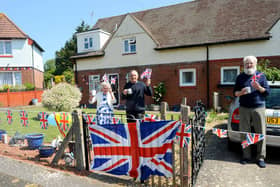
[0,156,124,187]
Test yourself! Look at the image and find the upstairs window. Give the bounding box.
[221,66,239,85]
[0,41,12,56]
[123,38,136,54]
[179,68,196,87]
[84,37,93,49]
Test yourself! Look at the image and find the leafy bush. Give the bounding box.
[63,70,74,84]
[42,83,82,112]
[54,75,65,84]
[23,82,35,90]
[152,82,166,105]
[258,59,280,82]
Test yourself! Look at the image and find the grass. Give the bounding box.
[206,109,229,123]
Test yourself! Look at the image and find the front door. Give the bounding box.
[108,73,119,106]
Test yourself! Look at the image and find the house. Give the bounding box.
[0,13,44,89]
[71,0,280,109]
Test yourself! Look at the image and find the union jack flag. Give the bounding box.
[176,122,191,147]
[251,73,263,82]
[39,112,48,129]
[111,117,121,124]
[83,114,96,125]
[102,74,109,83]
[144,114,159,122]
[212,128,228,138]
[19,110,29,127]
[89,120,180,181]
[110,77,116,85]
[140,68,152,79]
[6,110,13,125]
[241,133,265,149]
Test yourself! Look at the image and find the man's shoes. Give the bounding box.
[257,159,266,168]
[240,158,250,165]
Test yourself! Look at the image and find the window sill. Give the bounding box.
[122,52,136,56]
[217,84,235,88]
[179,85,197,88]
[0,55,13,58]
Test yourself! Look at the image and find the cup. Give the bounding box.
[245,86,251,94]
[2,134,7,144]
[91,90,96,96]
[127,88,133,95]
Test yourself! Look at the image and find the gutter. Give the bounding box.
[206,46,209,108]
[154,36,271,50]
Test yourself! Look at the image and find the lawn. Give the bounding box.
[0,106,181,143]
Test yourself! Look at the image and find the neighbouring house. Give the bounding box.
[71,0,280,109]
[0,13,44,89]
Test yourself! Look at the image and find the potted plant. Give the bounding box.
[150,82,166,111]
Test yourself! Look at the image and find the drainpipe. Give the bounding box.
[206,46,210,108]
[74,61,78,85]
[31,42,35,88]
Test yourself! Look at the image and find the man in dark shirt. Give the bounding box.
[234,55,270,168]
[122,70,153,122]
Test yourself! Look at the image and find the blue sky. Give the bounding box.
[1,0,190,63]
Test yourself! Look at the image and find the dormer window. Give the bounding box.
[123,38,136,54]
[0,41,12,56]
[84,37,93,50]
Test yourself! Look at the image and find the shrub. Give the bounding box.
[63,70,74,84]
[152,82,166,105]
[42,83,82,112]
[54,75,65,84]
[23,82,35,90]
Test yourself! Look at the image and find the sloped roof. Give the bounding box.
[0,13,27,39]
[0,13,44,51]
[94,0,280,48]
[74,0,280,59]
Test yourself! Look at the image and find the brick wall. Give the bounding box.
[76,55,280,109]
[21,68,44,88]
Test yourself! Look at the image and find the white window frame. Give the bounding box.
[84,37,93,50]
[0,71,21,86]
[220,66,240,85]
[179,68,196,87]
[0,40,12,56]
[88,75,100,92]
[123,38,136,54]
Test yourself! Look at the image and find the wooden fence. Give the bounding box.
[0,88,43,107]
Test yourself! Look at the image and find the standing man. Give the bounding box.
[122,70,153,122]
[234,55,270,168]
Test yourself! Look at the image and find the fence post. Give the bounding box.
[180,97,191,187]
[73,110,86,171]
[7,88,10,107]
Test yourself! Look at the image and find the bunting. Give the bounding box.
[212,128,228,138]
[144,114,159,122]
[140,68,152,79]
[241,133,265,149]
[102,74,109,83]
[19,110,29,127]
[83,114,96,125]
[6,109,13,124]
[176,122,192,147]
[39,112,49,129]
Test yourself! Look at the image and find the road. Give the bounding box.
[195,123,280,187]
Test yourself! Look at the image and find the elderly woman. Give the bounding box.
[89,82,116,125]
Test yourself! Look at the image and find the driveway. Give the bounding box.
[195,122,280,187]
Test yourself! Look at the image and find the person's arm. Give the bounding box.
[233,75,248,97]
[109,89,117,104]
[251,74,270,96]
[143,78,153,96]
[121,83,130,99]
[89,94,97,104]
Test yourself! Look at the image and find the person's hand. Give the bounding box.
[251,81,261,91]
[144,78,151,86]
[109,88,113,93]
[123,89,128,95]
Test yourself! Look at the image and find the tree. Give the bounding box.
[44,59,56,88]
[55,21,91,75]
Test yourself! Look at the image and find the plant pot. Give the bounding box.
[150,105,160,111]
[39,145,55,157]
[32,98,38,105]
[25,133,44,149]
[0,130,6,141]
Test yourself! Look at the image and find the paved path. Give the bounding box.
[195,123,280,187]
[0,156,126,187]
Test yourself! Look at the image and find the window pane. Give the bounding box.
[84,43,88,49]
[224,69,237,82]
[0,42,4,55]
[0,72,13,85]
[5,41,11,54]
[14,72,22,85]
[182,72,193,83]
[89,75,100,92]
[124,40,129,52]
[130,44,136,52]
[89,38,93,48]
